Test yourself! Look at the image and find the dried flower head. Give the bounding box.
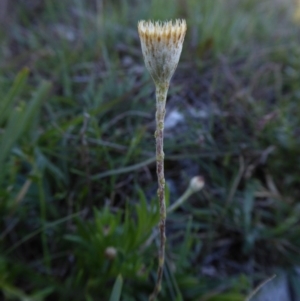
[138,19,187,85]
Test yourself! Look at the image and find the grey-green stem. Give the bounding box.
[149,82,169,301]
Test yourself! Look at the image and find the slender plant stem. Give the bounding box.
[38,172,51,273]
[167,188,193,213]
[149,82,169,301]
[80,112,92,210]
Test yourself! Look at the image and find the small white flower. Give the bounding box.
[138,19,187,85]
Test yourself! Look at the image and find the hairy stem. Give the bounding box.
[149,82,169,301]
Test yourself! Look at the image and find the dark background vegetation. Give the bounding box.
[1,0,300,300]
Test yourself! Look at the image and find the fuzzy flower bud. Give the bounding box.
[189,176,205,193]
[138,19,187,85]
[104,246,117,260]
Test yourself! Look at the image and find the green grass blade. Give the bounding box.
[0,68,29,125]
[0,81,51,183]
[109,275,123,301]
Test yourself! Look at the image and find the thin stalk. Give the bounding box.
[80,112,92,210]
[38,173,51,273]
[167,188,193,213]
[149,82,169,301]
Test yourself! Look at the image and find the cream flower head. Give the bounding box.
[138,19,187,85]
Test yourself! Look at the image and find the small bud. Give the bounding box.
[138,19,187,85]
[189,176,205,193]
[104,247,117,260]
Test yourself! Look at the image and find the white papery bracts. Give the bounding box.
[138,19,187,85]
